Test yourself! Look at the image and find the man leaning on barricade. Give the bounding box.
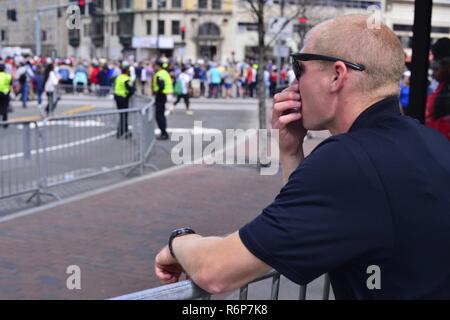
[153,14,450,300]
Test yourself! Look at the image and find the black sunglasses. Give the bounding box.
[291,53,366,79]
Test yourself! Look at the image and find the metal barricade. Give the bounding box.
[111,271,332,300]
[57,84,113,97]
[41,109,142,188]
[0,121,41,200]
[0,95,155,204]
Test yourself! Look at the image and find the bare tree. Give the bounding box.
[243,0,301,133]
[294,0,344,51]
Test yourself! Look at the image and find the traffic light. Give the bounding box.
[88,2,97,15]
[69,29,81,48]
[298,17,308,32]
[181,25,186,41]
[79,0,86,15]
[298,17,308,24]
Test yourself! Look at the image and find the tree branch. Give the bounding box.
[244,0,263,21]
[265,7,302,49]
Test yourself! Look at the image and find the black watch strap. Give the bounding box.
[168,227,196,258]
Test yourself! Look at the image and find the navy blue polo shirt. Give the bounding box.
[239,96,450,299]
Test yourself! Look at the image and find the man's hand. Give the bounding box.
[272,80,307,182]
[272,80,307,157]
[154,246,186,284]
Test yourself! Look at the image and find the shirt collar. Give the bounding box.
[349,96,401,132]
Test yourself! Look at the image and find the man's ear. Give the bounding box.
[330,61,347,93]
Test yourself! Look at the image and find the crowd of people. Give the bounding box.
[0,54,295,103]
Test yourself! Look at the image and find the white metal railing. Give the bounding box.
[111,272,332,300]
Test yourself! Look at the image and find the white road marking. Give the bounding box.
[1,127,222,161]
[17,120,106,129]
[0,131,117,161]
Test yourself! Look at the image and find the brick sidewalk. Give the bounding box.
[0,164,284,299]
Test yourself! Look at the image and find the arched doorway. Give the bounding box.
[196,22,223,61]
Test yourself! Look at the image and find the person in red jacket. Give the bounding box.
[89,62,101,95]
[425,39,450,140]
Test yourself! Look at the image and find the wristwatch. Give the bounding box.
[168,227,196,258]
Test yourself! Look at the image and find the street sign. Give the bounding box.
[273,45,289,57]
[268,17,293,36]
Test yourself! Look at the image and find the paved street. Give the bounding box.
[1,94,263,215]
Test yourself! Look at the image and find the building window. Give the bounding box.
[157,0,167,8]
[212,0,221,9]
[172,0,181,8]
[93,21,104,37]
[199,22,220,36]
[147,0,152,9]
[146,20,152,35]
[238,22,258,32]
[158,20,165,35]
[431,26,450,34]
[1,30,6,41]
[117,0,132,10]
[198,0,207,9]
[97,0,104,12]
[42,30,47,41]
[172,20,180,35]
[393,24,412,32]
[111,0,115,11]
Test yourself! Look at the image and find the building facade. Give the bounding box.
[0,0,69,57]
[73,0,390,63]
[1,0,449,63]
[70,0,234,62]
[383,0,450,61]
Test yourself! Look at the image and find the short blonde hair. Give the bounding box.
[306,15,405,93]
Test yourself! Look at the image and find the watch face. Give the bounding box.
[169,228,196,257]
[172,227,195,238]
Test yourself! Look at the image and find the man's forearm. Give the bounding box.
[280,148,304,183]
[171,232,270,293]
[172,234,221,282]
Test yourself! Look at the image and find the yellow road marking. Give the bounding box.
[8,116,41,122]
[9,105,96,122]
[61,105,96,115]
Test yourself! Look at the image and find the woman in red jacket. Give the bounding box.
[425,57,450,140]
[89,62,101,95]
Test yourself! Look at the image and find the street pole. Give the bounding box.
[34,2,78,58]
[35,13,41,57]
[276,0,284,88]
[408,0,433,124]
[0,9,5,53]
[157,0,160,58]
[106,14,110,60]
